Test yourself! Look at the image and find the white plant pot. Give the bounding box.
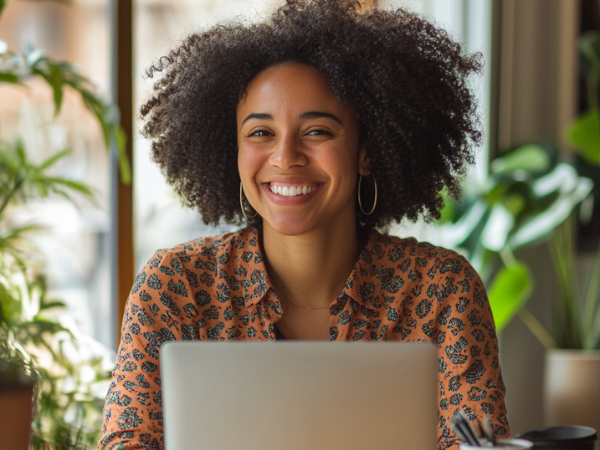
[544,349,600,449]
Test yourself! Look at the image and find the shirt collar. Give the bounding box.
[237,228,283,315]
[338,229,386,310]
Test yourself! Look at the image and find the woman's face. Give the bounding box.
[237,63,368,237]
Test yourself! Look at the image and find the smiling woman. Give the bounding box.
[237,63,367,337]
[100,1,507,449]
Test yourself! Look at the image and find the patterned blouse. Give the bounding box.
[99,227,509,450]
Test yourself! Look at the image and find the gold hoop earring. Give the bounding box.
[358,174,377,216]
[239,182,258,219]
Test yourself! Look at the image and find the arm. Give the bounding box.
[98,250,187,450]
[433,255,509,449]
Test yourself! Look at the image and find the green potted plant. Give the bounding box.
[542,217,600,435]
[427,142,600,439]
[0,0,129,447]
[428,31,600,436]
[0,139,116,449]
[428,143,593,333]
[539,32,600,436]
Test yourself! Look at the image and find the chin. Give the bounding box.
[262,214,320,237]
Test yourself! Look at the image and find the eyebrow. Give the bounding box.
[241,113,273,125]
[300,111,343,125]
[241,111,343,126]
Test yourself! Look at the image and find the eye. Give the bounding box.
[249,129,271,137]
[307,128,332,136]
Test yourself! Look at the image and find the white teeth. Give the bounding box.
[269,184,316,197]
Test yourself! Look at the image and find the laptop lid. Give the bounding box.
[161,341,438,450]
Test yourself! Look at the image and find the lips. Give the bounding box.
[269,183,319,197]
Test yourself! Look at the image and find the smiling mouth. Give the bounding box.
[268,183,320,197]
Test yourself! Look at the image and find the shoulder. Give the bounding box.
[125,227,261,338]
[367,231,474,274]
[364,231,485,308]
[368,233,493,343]
[131,227,260,295]
[144,227,258,270]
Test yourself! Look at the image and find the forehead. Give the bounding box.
[237,63,348,116]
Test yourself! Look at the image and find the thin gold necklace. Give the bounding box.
[278,294,332,310]
[270,276,333,310]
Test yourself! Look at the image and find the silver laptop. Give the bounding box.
[161,341,438,450]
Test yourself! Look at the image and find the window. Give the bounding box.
[0,0,113,347]
[385,0,493,244]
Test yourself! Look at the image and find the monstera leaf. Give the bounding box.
[487,263,533,330]
[568,110,600,166]
[433,144,593,332]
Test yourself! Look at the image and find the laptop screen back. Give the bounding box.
[161,341,438,450]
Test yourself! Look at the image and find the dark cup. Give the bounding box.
[517,426,597,450]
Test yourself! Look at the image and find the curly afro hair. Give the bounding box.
[140,0,483,232]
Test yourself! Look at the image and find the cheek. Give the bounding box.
[237,145,262,185]
[329,150,359,187]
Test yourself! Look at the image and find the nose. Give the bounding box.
[268,134,307,170]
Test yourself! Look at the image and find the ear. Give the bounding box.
[358,146,371,176]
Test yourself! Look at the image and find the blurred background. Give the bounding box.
[1,0,599,446]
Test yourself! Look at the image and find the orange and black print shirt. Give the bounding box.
[99,227,509,450]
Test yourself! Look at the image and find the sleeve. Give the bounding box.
[98,250,190,450]
[432,254,509,450]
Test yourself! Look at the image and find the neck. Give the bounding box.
[262,220,361,309]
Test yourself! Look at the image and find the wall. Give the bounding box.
[491,0,580,435]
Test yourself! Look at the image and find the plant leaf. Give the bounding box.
[38,149,71,170]
[0,72,21,84]
[0,281,17,326]
[481,203,515,251]
[48,62,64,116]
[39,300,66,311]
[567,110,600,166]
[116,126,131,183]
[508,165,593,249]
[491,144,551,174]
[29,50,47,70]
[45,177,95,198]
[488,262,534,331]
[435,199,488,249]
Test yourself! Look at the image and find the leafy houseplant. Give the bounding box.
[0,141,115,449]
[540,161,600,433]
[427,32,600,349]
[429,25,600,433]
[0,0,129,448]
[556,31,600,350]
[432,143,593,338]
[547,218,600,350]
[432,143,600,430]
[541,31,600,437]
